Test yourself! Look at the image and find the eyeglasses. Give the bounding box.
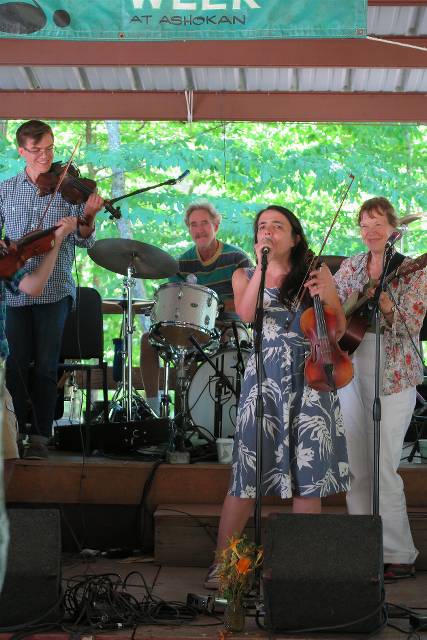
[22,144,55,156]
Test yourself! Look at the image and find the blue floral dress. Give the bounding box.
[229,272,350,499]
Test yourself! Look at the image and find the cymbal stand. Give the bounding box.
[123,265,136,421]
[110,262,149,422]
[159,356,171,418]
[173,350,194,446]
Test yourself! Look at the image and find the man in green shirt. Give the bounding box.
[140,201,251,415]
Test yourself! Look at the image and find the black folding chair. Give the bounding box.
[58,286,109,425]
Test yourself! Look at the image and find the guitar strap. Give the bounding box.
[384,250,405,279]
[369,251,406,321]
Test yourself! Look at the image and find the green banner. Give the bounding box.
[0,1,367,41]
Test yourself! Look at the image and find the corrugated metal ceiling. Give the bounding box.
[0,6,426,94]
[0,4,425,121]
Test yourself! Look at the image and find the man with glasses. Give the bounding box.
[0,120,103,459]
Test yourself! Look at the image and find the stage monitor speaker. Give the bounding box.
[0,508,62,629]
[263,513,384,634]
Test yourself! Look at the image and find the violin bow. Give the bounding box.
[36,136,83,229]
[293,173,355,313]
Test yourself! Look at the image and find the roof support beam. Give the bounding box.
[0,91,425,123]
[370,0,427,4]
[0,37,425,69]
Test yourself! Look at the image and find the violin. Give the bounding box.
[36,162,121,220]
[295,175,355,393]
[300,292,353,392]
[0,227,57,279]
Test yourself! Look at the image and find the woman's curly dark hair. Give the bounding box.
[254,205,314,308]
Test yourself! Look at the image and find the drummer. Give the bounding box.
[140,200,252,415]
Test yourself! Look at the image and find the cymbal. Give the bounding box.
[88,239,178,279]
[399,213,425,226]
[102,298,154,314]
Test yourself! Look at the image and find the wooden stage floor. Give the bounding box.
[3,449,427,638]
[1,554,426,639]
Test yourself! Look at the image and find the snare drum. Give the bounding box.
[187,346,250,438]
[149,282,219,350]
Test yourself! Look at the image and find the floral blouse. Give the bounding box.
[334,252,426,395]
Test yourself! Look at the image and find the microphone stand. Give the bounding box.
[253,251,268,570]
[367,244,395,516]
[104,169,190,220]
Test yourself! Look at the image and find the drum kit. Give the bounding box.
[88,238,249,441]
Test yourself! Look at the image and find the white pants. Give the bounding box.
[338,334,417,565]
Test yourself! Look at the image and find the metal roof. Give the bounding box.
[0,1,426,122]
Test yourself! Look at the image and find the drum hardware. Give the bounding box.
[88,238,179,280]
[89,238,178,422]
[107,267,151,421]
[159,358,172,418]
[187,343,250,440]
[102,298,154,315]
[189,335,236,395]
[189,335,240,439]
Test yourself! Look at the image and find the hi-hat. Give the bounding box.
[399,213,425,226]
[102,298,154,314]
[88,239,178,279]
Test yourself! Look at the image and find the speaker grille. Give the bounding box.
[263,513,384,633]
[0,509,62,628]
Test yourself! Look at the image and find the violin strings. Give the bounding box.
[37,139,83,229]
[65,173,94,197]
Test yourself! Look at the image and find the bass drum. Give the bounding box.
[187,347,250,438]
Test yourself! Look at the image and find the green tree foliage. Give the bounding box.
[1,120,426,360]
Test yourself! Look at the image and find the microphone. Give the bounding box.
[385,230,402,249]
[186,273,198,284]
[261,246,270,256]
[176,169,190,182]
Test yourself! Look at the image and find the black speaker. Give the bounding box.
[263,513,384,633]
[54,418,172,453]
[0,508,62,628]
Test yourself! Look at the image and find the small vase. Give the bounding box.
[224,599,245,632]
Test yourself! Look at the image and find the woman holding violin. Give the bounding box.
[204,205,350,589]
[0,120,104,460]
[334,197,427,579]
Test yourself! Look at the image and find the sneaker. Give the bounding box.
[23,442,49,460]
[384,563,415,580]
[204,563,220,590]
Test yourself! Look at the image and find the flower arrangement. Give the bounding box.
[216,534,263,604]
